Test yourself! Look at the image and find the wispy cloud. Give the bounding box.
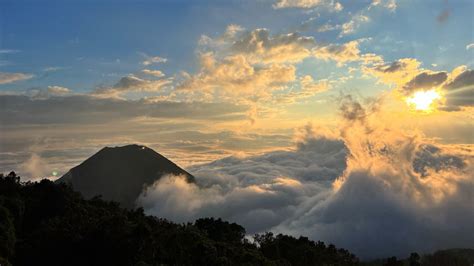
[339,14,370,36]
[140,53,168,66]
[369,0,397,12]
[0,72,34,84]
[0,49,20,54]
[43,66,65,72]
[313,39,382,65]
[92,75,173,98]
[273,0,343,11]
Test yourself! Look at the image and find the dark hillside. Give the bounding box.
[1,172,358,266]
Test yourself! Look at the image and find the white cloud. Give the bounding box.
[273,0,343,12]
[138,133,348,232]
[47,86,71,95]
[466,43,474,50]
[141,55,168,66]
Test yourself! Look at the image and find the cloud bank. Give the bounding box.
[138,97,474,259]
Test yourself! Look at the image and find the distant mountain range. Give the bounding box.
[56,144,194,208]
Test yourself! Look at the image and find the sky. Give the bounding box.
[0,0,473,259]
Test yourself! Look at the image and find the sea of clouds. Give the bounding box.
[137,96,474,259]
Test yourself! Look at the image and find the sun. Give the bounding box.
[406,90,441,111]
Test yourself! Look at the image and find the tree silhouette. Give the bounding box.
[409,252,421,266]
[384,256,402,266]
[0,173,361,266]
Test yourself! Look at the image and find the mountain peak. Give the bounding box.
[57,144,194,208]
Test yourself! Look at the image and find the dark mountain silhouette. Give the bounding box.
[56,144,194,208]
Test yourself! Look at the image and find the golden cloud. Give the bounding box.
[313,40,382,65]
[362,58,422,86]
[178,53,296,102]
[230,29,316,64]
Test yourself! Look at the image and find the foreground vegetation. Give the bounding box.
[0,172,358,265]
[0,172,472,266]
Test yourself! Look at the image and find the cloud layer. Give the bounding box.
[0,93,294,178]
[138,98,474,259]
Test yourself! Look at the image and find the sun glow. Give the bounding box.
[406,90,441,111]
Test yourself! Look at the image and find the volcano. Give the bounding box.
[57,144,194,208]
